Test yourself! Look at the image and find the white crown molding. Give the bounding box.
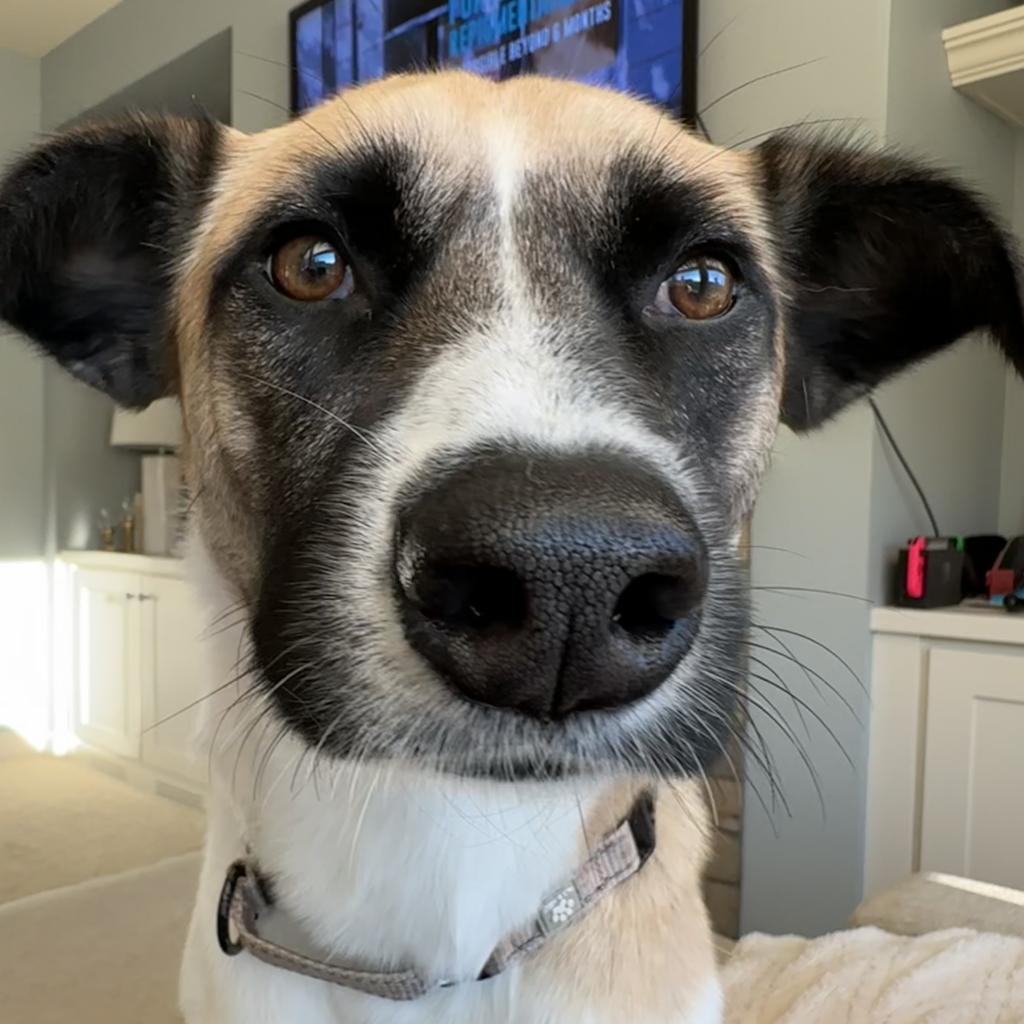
[943,6,1024,127]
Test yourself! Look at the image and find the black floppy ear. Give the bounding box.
[0,115,223,407]
[756,133,1024,430]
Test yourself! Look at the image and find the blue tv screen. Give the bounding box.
[290,0,696,118]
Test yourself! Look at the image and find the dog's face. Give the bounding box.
[3,73,1022,781]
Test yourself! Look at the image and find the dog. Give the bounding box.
[2,71,1022,1023]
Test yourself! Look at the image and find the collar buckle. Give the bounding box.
[216,861,247,956]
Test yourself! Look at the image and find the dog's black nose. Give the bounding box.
[395,451,706,719]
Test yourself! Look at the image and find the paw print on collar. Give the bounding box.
[539,883,582,934]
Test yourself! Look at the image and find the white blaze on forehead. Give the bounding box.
[364,107,695,506]
[394,314,676,467]
[485,113,524,233]
[484,110,534,357]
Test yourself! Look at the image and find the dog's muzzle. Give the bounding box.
[395,450,706,719]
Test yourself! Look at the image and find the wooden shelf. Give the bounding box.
[943,5,1024,127]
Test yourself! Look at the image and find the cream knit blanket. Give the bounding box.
[722,926,1024,1022]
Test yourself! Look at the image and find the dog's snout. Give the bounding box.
[396,451,706,719]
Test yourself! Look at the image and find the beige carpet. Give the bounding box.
[0,727,34,761]
[0,851,199,1024]
[0,750,205,904]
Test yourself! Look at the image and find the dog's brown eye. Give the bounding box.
[662,257,735,320]
[269,236,354,302]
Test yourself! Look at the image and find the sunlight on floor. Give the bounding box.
[50,558,80,755]
[0,560,49,750]
[929,872,1024,907]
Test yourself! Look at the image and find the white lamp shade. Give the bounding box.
[110,397,184,451]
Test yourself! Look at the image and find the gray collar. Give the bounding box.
[217,789,656,1001]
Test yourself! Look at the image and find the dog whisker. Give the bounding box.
[698,56,826,119]
[746,652,815,742]
[228,660,312,797]
[234,371,401,467]
[745,637,863,725]
[721,678,827,819]
[751,584,869,601]
[751,623,867,695]
[253,719,294,803]
[737,679,831,823]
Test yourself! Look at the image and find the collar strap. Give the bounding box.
[217,789,656,1002]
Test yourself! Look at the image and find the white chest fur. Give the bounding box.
[182,753,612,1023]
[178,543,720,1024]
[181,761,721,1024]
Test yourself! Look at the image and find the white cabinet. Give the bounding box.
[865,607,1024,898]
[139,575,210,782]
[919,647,1024,888]
[73,570,140,758]
[63,552,212,788]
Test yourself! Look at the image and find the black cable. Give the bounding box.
[868,397,941,537]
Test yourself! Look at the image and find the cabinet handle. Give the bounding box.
[138,593,154,602]
[125,593,137,600]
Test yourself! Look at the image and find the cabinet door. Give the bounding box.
[139,575,211,784]
[73,569,141,758]
[920,645,1024,888]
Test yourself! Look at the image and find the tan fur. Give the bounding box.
[534,778,717,1018]
[173,71,781,598]
[182,71,770,283]
[170,73,750,1015]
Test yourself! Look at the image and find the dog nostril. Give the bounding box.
[613,571,702,639]
[397,451,710,718]
[414,564,528,631]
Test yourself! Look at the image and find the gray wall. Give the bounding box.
[700,0,892,937]
[1002,370,1024,536]
[42,0,295,134]
[706,0,1016,937]
[44,373,140,551]
[75,29,232,125]
[1004,132,1024,537]
[0,48,44,560]
[872,0,1015,586]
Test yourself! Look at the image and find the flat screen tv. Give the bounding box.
[290,0,697,121]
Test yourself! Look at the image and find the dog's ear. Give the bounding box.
[755,133,1024,430]
[0,115,223,407]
